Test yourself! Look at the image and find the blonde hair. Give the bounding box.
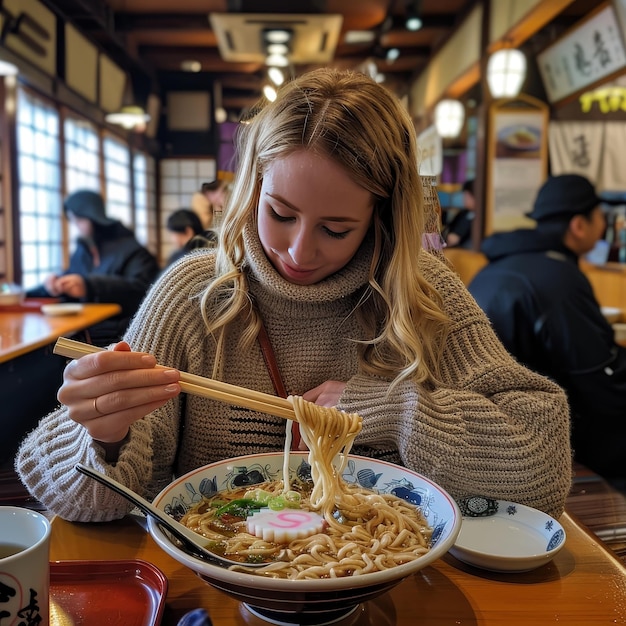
[203,68,449,387]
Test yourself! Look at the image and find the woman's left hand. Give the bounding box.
[302,380,346,408]
[298,381,347,451]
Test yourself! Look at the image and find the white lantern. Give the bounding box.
[434,99,465,138]
[487,49,527,98]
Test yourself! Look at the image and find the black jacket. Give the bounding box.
[468,228,626,479]
[28,221,159,346]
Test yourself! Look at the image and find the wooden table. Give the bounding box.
[0,301,123,466]
[0,302,121,363]
[49,510,626,626]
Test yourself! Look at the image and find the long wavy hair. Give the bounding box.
[202,68,449,388]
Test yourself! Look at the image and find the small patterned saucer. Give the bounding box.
[449,499,566,573]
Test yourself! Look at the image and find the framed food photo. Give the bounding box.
[486,95,549,235]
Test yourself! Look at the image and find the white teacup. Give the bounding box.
[0,506,51,625]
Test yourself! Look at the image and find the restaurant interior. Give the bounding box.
[1,1,626,624]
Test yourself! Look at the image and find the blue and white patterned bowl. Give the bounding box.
[449,498,566,573]
[148,452,461,625]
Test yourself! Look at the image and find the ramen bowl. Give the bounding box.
[148,452,461,625]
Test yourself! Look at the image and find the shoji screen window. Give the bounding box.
[133,152,157,253]
[159,158,215,264]
[16,88,62,290]
[64,117,100,194]
[103,134,132,227]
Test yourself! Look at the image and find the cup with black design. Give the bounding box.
[0,506,51,625]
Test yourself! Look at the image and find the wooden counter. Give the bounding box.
[0,302,121,363]
[48,510,626,626]
[0,301,123,465]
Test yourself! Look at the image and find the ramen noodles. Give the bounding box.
[180,395,432,579]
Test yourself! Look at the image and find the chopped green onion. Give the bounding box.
[284,491,301,508]
[268,496,286,511]
[215,498,264,518]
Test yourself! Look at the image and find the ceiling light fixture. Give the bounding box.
[265,53,289,67]
[181,60,201,73]
[105,105,151,131]
[267,43,289,56]
[262,27,292,69]
[386,48,400,62]
[344,30,376,44]
[434,99,465,138]
[487,48,527,98]
[405,0,423,31]
[268,67,285,86]
[263,84,277,102]
[264,28,292,44]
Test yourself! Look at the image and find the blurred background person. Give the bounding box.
[27,189,159,346]
[191,179,230,231]
[443,179,476,248]
[166,208,217,266]
[468,174,625,487]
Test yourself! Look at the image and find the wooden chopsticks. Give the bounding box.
[53,337,296,421]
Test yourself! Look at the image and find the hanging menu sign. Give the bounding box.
[538,3,626,104]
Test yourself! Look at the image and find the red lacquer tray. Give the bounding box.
[50,560,168,625]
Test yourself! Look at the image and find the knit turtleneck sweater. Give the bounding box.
[16,228,572,520]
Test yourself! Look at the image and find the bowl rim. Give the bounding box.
[148,452,462,591]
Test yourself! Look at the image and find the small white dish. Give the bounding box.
[448,498,566,573]
[601,306,622,324]
[41,303,84,316]
[613,323,626,343]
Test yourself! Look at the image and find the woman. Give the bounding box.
[26,189,160,346]
[165,208,217,266]
[16,69,572,521]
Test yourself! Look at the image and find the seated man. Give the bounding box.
[468,174,625,485]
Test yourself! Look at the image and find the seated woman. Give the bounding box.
[166,209,217,266]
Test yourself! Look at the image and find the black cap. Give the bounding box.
[63,190,116,226]
[527,174,603,222]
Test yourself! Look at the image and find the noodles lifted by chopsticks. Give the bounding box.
[181,396,432,579]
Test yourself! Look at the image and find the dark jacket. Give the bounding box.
[166,230,218,266]
[28,221,159,346]
[443,209,474,248]
[468,228,626,479]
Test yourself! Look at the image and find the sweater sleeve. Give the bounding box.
[337,254,572,518]
[15,407,154,521]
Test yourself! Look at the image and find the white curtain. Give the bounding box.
[549,121,626,193]
[598,122,626,192]
[548,121,604,185]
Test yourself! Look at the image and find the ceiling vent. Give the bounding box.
[209,13,343,64]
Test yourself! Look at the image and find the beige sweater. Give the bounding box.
[16,229,572,520]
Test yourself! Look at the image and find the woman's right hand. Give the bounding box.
[57,341,181,444]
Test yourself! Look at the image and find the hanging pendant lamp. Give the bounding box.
[487,49,527,98]
[434,99,465,138]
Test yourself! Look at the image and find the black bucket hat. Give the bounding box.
[526,174,604,222]
[63,190,116,226]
